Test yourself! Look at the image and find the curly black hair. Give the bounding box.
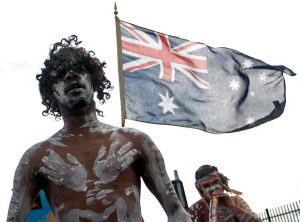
[36,35,112,118]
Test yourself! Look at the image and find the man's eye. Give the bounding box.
[53,71,66,82]
[73,65,85,74]
[77,67,84,73]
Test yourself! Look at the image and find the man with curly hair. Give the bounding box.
[7,35,191,222]
[188,165,261,222]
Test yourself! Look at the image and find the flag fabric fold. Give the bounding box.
[119,20,296,133]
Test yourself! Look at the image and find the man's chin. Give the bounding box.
[64,97,92,112]
[71,100,88,110]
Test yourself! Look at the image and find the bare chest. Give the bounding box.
[38,134,143,221]
[39,133,141,191]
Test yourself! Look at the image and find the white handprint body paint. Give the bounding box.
[63,185,142,222]
[34,127,173,221]
[86,188,114,205]
[39,150,88,191]
[93,141,141,184]
[7,144,41,221]
[85,135,141,206]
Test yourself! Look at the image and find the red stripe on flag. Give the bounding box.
[125,61,158,72]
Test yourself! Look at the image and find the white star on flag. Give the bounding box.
[246,115,255,125]
[229,79,240,91]
[242,59,253,68]
[250,91,255,97]
[258,72,267,82]
[158,91,179,115]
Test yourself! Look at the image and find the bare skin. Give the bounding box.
[7,67,191,221]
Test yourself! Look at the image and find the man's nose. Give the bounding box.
[65,70,80,81]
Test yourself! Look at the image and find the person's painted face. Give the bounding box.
[195,171,224,199]
[52,65,94,111]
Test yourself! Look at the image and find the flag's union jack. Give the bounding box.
[120,21,210,89]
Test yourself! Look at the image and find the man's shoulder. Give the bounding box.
[230,195,252,210]
[109,127,155,150]
[110,127,147,139]
[189,199,207,221]
[189,199,206,211]
[83,122,146,138]
[230,195,245,203]
[18,141,47,165]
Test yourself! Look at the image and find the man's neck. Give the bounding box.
[60,102,100,132]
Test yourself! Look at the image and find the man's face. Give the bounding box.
[195,170,224,199]
[52,65,94,112]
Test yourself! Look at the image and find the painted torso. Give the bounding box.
[8,118,188,222]
[30,123,145,221]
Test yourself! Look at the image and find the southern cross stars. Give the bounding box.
[242,59,253,69]
[258,72,267,83]
[249,91,255,97]
[158,91,178,115]
[229,79,240,91]
[246,115,255,125]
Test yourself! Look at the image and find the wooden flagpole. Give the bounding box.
[114,2,126,127]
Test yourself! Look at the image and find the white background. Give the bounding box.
[0,0,299,221]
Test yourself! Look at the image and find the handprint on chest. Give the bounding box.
[39,150,88,192]
[39,140,141,193]
[93,140,141,184]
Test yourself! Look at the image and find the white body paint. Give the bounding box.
[39,150,88,191]
[8,123,190,221]
[52,72,94,111]
[62,185,142,222]
[7,144,42,221]
[93,141,140,184]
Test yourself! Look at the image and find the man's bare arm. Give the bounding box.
[137,132,192,222]
[7,145,41,222]
[230,196,262,222]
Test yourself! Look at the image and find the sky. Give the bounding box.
[0,0,299,221]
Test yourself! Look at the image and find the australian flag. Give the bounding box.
[120,20,296,133]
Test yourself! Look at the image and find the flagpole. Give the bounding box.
[114,2,126,127]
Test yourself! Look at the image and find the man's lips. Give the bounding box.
[64,82,85,94]
[211,188,223,195]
